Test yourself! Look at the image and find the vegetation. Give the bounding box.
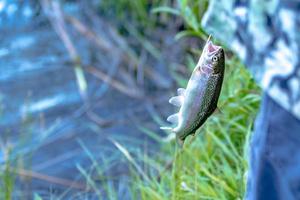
[95,0,261,199]
[128,1,261,199]
[0,149,16,200]
[133,57,260,200]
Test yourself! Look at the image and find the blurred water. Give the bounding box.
[0,1,166,198]
[0,0,35,27]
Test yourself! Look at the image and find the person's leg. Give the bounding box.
[245,93,300,200]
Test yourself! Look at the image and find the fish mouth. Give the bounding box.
[206,41,221,55]
[205,35,221,55]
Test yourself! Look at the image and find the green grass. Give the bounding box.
[99,0,167,29]
[152,0,209,40]
[77,0,261,199]
[132,56,260,200]
[0,148,16,200]
[125,1,261,199]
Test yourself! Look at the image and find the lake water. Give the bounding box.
[0,1,175,199]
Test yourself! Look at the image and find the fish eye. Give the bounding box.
[212,56,218,62]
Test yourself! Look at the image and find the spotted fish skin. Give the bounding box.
[161,37,225,145]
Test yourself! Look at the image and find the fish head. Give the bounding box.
[201,39,225,74]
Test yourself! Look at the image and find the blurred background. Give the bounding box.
[0,0,261,199]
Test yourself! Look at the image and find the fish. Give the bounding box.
[161,36,225,145]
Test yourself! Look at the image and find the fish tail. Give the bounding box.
[176,135,185,147]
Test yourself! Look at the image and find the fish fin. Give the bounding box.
[176,135,185,147]
[169,96,183,107]
[213,107,223,115]
[177,88,185,96]
[176,133,198,147]
[167,113,179,124]
[160,126,173,131]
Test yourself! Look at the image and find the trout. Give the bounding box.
[161,36,225,145]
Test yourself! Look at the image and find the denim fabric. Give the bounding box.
[245,93,300,200]
[202,0,300,120]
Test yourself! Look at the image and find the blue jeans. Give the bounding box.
[245,93,300,200]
